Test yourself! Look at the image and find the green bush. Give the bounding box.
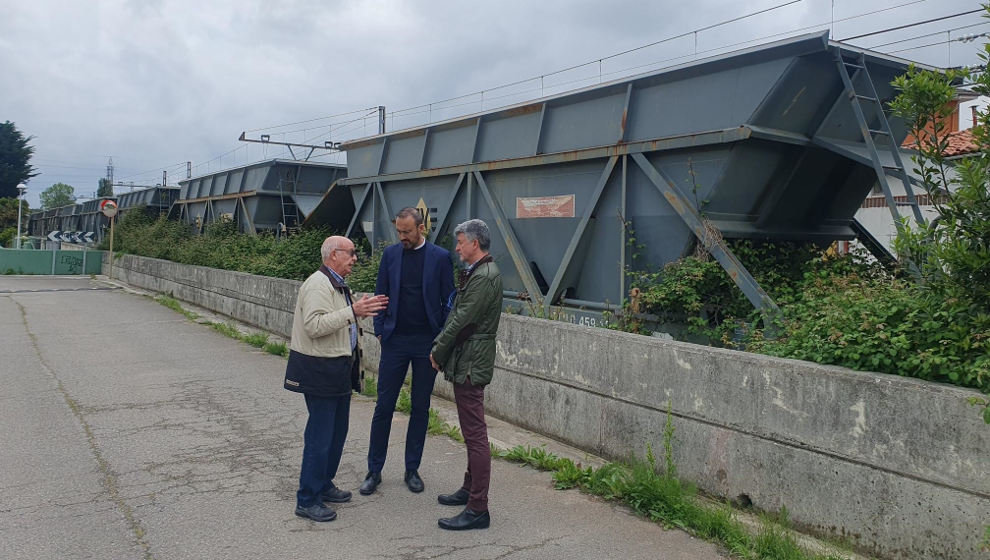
[0,226,15,247]
[106,207,337,282]
[347,241,384,293]
[623,240,988,402]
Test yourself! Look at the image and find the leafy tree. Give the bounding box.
[886,18,990,423]
[40,182,76,209]
[890,67,990,310]
[0,196,29,231]
[97,178,114,197]
[0,121,38,199]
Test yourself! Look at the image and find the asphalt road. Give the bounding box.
[0,275,725,560]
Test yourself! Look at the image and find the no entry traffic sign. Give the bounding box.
[100,199,118,218]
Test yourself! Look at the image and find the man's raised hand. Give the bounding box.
[352,294,388,317]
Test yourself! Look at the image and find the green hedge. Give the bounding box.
[102,208,381,292]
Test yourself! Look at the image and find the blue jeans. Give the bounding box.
[297,392,351,507]
[367,333,437,473]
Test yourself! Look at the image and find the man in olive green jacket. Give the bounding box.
[430,219,502,531]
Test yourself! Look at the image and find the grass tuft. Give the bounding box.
[263,341,289,357]
[396,388,412,414]
[494,418,854,560]
[154,295,199,320]
[427,408,463,442]
[360,376,378,398]
[209,322,242,339]
[242,332,269,348]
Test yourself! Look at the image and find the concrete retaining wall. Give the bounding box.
[106,254,990,559]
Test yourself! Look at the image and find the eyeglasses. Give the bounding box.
[333,248,358,258]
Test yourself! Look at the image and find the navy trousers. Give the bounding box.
[367,333,437,473]
[297,392,351,507]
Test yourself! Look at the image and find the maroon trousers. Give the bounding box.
[453,380,490,512]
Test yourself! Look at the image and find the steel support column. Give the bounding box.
[345,182,374,238]
[429,173,465,243]
[473,171,544,307]
[544,156,618,314]
[375,182,396,244]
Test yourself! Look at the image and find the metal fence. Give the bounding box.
[0,249,104,275]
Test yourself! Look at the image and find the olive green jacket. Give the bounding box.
[432,256,502,386]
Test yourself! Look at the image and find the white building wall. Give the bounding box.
[958,96,989,131]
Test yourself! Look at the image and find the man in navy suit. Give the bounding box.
[360,207,455,495]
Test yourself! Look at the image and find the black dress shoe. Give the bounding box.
[359,472,381,495]
[321,486,352,503]
[437,488,469,506]
[404,470,424,493]
[438,507,490,530]
[295,503,337,522]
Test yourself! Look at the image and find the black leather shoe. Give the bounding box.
[321,486,352,503]
[404,470,424,493]
[295,503,337,522]
[359,472,381,495]
[437,488,469,506]
[438,507,490,530]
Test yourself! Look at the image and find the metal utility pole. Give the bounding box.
[15,183,27,249]
[378,105,386,134]
[163,170,167,187]
[186,161,192,178]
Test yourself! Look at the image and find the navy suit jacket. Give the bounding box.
[373,241,455,342]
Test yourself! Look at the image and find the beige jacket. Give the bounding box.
[289,269,360,358]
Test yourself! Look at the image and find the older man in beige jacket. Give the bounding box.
[284,236,387,522]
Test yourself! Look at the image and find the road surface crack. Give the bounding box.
[13,298,156,560]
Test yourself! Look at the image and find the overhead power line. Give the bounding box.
[888,32,990,54]
[839,8,984,41]
[244,106,381,134]
[384,0,808,118]
[865,21,990,49]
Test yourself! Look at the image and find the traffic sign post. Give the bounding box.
[101,200,118,280]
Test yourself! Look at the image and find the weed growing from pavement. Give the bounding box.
[154,295,199,320]
[263,341,289,357]
[386,387,465,443]
[153,295,290,359]
[210,322,242,339]
[242,332,270,348]
[360,376,378,398]
[427,407,463,442]
[493,417,852,560]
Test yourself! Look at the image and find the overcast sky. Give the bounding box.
[2,0,986,207]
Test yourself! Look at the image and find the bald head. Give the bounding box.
[321,236,357,277]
